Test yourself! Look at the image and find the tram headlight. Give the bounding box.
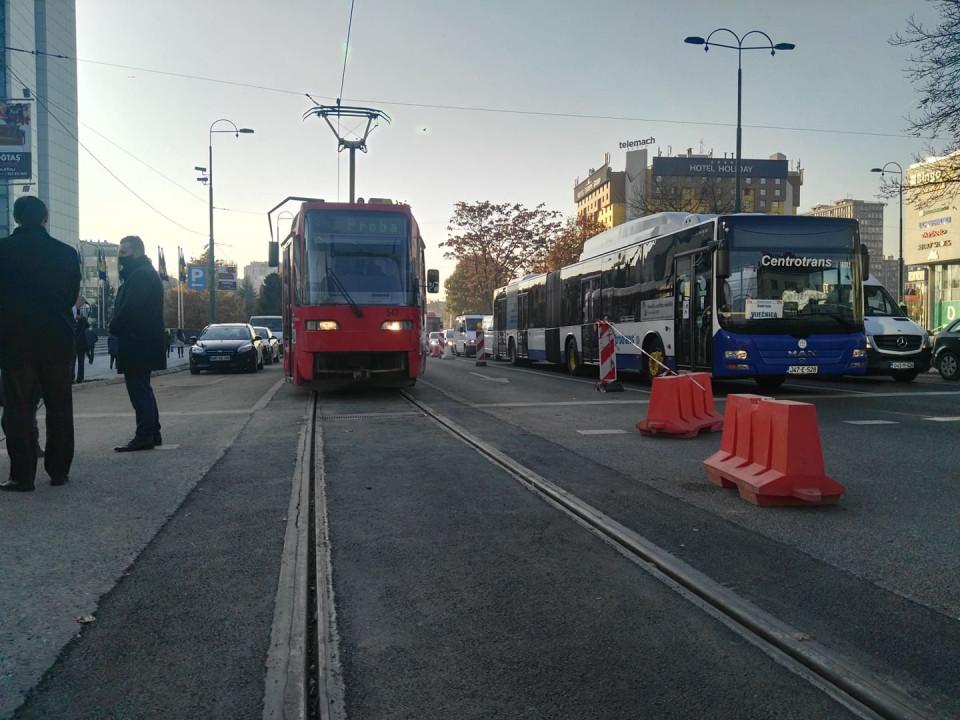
[306,320,339,331]
[381,320,413,331]
[723,349,749,360]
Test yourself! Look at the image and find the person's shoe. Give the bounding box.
[49,475,69,486]
[0,478,35,492]
[114,438,155,452]
[153,433,163,447]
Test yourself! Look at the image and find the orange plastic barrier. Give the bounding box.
[636,372,723,438]
[703,396,845,506]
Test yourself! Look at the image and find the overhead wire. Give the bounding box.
[336,0,357,201]
[2,45,926,142]
[7,66,205,236]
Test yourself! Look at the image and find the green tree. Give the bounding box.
[444,257,495,315]
[536,214,607,272]
[256,273,281,314]
[238,277,257,318]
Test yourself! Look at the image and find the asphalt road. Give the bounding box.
[402,356,960,716]
[0,363,296,719]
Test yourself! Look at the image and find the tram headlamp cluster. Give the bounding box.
[724,349,749,360]
[381,320,413,331]
[306,320,339,331]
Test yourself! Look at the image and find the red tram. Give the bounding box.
[267,198,439,388]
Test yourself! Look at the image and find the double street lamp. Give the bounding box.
[871,163,904,302]
[197,119,254,324]
[684,30,795,212]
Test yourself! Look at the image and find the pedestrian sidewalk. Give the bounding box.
[0,366,293,718]
[76,350,189,383]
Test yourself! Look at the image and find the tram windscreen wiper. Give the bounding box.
[327,269,363,318]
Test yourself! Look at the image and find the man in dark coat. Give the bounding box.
[110,235,166,452]
[0,196,80,491]
[73,310,90,383]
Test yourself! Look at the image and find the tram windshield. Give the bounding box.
[303,210,411,306]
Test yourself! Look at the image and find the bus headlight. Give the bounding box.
[723,349,748,360]
[306,320,339,331]
[852,348,866,358]
[381,320,413,331]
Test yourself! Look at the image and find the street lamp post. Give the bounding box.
[684,30,795,213]
[871,163,905,301]
[204,119,254,324]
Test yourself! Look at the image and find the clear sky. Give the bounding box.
[73,0,939,292]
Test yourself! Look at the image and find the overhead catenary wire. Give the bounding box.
[7,66,205,237]
[3,44,927,141]
[336,0,358,202]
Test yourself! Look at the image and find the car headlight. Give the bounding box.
[381,320,413,331]
[852,348,866,358]
[191,345,205,354]
[723,349,748,360]
[238,343,253,352]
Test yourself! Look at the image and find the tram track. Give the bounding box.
[398,389,938,720]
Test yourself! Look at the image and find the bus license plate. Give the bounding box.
[890,361,914,369]
[787,365,818,375]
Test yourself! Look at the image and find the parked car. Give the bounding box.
[190,323,264,374]
[254,326,280,364]
[249,315,283,356]
[428,331,445,348]
[932,318,960,381]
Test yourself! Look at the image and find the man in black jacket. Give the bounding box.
[110,235,166,452]
[0,196,81,491]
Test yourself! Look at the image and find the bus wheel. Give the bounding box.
[755,375,786,391]
[643,336,666,382]
[565,339,583,376]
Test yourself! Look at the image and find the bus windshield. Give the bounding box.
[718,217,861,334]
[303,210,411,306]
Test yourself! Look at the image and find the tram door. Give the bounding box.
[674,250,713,370]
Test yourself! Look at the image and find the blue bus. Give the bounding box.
[491,212,867,389]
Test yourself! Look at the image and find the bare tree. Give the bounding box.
[890,1,960,207]
[628,177,736,217]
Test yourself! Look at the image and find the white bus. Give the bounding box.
[452,314,485,357]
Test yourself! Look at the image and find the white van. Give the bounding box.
[452,314,484,357]
[862,276,931,382]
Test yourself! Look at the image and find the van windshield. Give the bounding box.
[864,284,906,318]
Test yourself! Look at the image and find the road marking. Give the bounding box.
[576,429,628,435]
[923,416,960,422]
[843,420,899,425]
[468,372,510,384]
[155,444,182,450]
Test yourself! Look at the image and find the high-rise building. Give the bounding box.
[0,1,79,245]
[805,198,885,267]
[243,260,276,293]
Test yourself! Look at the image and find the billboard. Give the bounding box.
[652,156,787,179]
[0,102,31,179]
[187,263,238,291]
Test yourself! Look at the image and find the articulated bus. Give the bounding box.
[267,197,439,388]
[492,212,867,389]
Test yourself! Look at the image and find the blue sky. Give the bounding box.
[74,0,939,288]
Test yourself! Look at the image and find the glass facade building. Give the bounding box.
[0,0,78,246]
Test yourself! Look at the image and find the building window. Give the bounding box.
[656,176,662,183]
[775,178,781,185]
[745,178,752,185]
[760,189,766,197]
[774,189,781,198]
[760,178,767,185]
[760,200,766,209]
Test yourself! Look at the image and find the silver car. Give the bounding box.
[254,326,280,365]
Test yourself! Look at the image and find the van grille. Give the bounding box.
[873,335,922,352]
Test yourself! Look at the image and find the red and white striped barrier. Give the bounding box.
[596,320,623,392]
[475,330,487,366]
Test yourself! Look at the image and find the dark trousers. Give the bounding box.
[123,369,160,441]
[109,353,117,369]
[73,351,85,383]
[2,362,74,484]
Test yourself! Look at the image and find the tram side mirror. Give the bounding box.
[268,241,279,268]
[715,245,730,279]
[427,269,440,294]
[860,246,870,279]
